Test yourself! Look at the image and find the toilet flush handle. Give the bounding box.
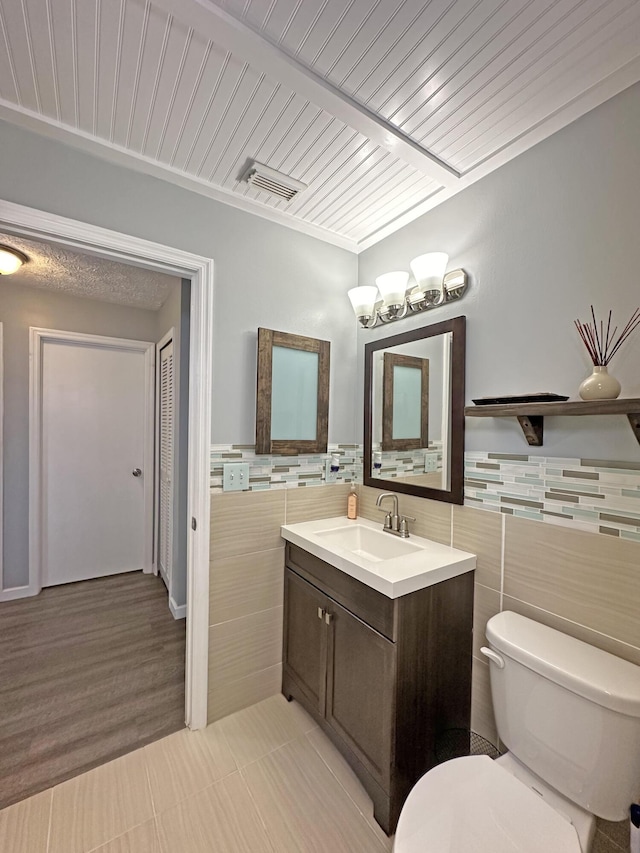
[481,647,505,668]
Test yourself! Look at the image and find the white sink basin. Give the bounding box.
[315,524,422,562]
[281,516,476,599]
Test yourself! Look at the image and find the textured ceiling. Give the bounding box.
[0,233,179,309]
[0,0,638,251]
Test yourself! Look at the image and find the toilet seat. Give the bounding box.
[394,756,581,853]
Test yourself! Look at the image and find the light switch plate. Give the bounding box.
[223,462,250,491]
[424,452,438,473]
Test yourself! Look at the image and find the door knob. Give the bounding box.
[132,468,142,477]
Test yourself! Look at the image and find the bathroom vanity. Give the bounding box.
[280,516,476,834]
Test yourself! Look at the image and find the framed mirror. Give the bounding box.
[256,328,330,455]
[382,352,430,451]
[364,316,465,504]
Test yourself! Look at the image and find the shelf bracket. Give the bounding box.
[516,415,544,446]
[627,413,640,445]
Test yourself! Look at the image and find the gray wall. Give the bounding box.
[358,82,640,459]
[0,280,159,588]
[0,120,359,446]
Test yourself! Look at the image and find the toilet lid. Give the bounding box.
[394,756,581,853]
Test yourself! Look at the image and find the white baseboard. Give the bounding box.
[169,596,186,620]
[0,584,39,602]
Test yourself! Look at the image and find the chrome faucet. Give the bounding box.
[375,493,415,538]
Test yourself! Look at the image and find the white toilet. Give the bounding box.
[394,610,640,852]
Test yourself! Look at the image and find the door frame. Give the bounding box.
[29,328,156,588]
[0,198,213,730]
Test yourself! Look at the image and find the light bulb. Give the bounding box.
[0,246,27,275]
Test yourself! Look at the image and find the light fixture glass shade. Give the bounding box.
[348,286,379,320]
[409,252,448,298]
[0,246,26,275]
[375,271,409,307]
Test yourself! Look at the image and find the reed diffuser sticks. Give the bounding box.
[574,306,640,366]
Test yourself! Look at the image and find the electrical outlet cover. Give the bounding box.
[325,459,338,483]
[424,452,438,473]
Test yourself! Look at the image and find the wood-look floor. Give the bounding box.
[0,572,185,811]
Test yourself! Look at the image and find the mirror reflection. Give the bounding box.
[373,334,451,490]
[383,353,429,450]
[364,316,465,504]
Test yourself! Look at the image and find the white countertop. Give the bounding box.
[281,515,476,599]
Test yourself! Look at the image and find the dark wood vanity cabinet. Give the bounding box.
[282,542,474,835]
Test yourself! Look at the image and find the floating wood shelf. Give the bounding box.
[464,398,640,447]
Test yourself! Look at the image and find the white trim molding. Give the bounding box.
[0,198,212,730]
[169,596,187,621]
[0,585,32,602]
[28,328,156,591]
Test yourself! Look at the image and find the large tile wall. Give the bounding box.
[210,476,640,747]
[208,483,352,722]
[359,486,640,752]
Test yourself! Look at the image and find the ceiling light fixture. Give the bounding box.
[0,245,28,275]
[348,253,468,328]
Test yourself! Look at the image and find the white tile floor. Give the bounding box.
[0,695,394,853]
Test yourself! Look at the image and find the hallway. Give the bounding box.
[0,572,185,809]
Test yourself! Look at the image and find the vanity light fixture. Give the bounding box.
[348,252,468,329]
[0,245,27,275]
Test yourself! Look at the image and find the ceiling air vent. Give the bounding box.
[242,161,307,202]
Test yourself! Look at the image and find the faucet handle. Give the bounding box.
[381,511,393,530]
[398,515,416,537]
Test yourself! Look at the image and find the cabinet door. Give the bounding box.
[283,569,328,715]
[326,600,395,791]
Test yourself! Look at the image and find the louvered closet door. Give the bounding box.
[159,341,174,586]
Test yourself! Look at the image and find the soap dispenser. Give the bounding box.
[347,484,358,519]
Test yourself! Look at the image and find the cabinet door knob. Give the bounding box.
[324,612,332,625]
[317,607,324,620]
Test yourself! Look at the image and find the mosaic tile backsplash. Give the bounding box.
[210,444,361,491]
[465,452,640,541]
[371,443,444,478]
[211,445,640,540]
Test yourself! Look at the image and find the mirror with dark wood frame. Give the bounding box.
[364,315,466,504]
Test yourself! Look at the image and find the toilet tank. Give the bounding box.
[485,611,640,821]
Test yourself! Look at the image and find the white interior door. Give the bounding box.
[158,339,174,587]
[39,334,154,587]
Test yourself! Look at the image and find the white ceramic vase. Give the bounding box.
[578,365,621,401]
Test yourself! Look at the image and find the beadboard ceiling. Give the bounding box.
[0,232,178,308]
[0,0,638,253]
